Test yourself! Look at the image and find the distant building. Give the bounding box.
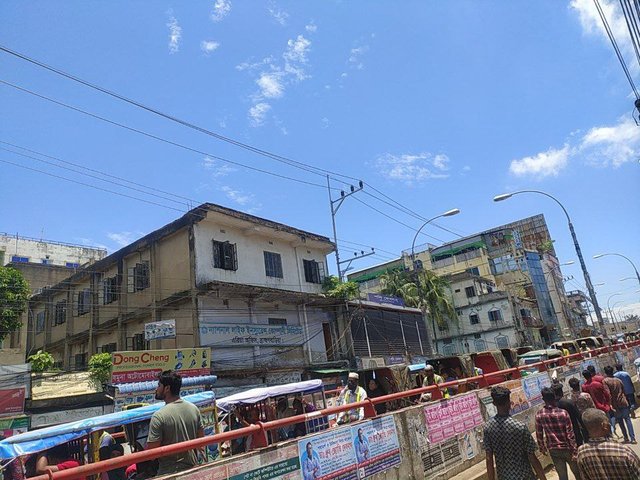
[566,290,591,333]
[0,236,106,366]
[26,203,341,389]
[346,258,405,296]
[0,232,107,268]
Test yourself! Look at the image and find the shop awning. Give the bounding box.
[309,369,348,375]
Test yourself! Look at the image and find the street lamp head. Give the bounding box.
[493,193,513,202]
[594,282,605,287]
[442,208,461,217]
[593,254,606,259]
[562,261,575,266]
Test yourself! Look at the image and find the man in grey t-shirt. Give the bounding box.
[147,370,204,476]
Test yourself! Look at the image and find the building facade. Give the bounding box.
[0,233,107,268]
[26,204,341,388]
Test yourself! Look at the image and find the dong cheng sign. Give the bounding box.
[111,348,210,383]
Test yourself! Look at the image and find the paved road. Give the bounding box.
[545,414,640,480]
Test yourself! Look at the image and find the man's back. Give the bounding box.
[582,380,611,412]
[483,414,537,480]
[602,377,628,409]
[577,437,640,479]
[613,370,634,395]
[148,399,203,475]
[557,398,585,445]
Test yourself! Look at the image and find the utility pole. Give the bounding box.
[327,176,375,280]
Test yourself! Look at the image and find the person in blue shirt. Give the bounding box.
[354,428,370,463]
[301,442,321,480]
[614,363,637,415]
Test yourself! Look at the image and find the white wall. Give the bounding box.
[193,221,330,294]
[0,233,106,266]
[438,326,519,355]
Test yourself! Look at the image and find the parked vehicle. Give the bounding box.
[576,336,605,350]
[472,350,513,385]
[550,340,580,356]
[518,348,565,375]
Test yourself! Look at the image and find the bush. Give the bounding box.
[28,350,54,372]
[88,352,113,389]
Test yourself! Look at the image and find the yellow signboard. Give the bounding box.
[111,348,210,383]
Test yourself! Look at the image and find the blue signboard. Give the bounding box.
[367,293,405,307]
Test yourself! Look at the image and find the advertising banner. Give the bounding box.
[0,387,26,416]
[366,294,405,307]
[144,319,176,341]
[0,415,29,438]
[199,322,305,348]
[423,392,484,444]
[521,372,551,407]
[111,348,210,383]
[297,427,357,480]
[351,416,401,479]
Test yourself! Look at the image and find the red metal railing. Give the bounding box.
[28,340,640,480]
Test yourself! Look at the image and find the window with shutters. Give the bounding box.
[128,261,150,293]
[212,240,238,271]
[303,259,322,284]
[35,311,45,334]
[469,313,480,325]
[102,276,119,304]
[73,353,88,370]
[54,301,67,325]
[125,333,148,351]
[263,251,283,278]
[465,286,476,298]
[100,343,117,354]
[488,309,503,323]
[77,288,91,316]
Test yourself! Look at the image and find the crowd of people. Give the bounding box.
[484,362,640,480]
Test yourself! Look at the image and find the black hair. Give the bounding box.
[541,387,556,403]
[48,444,71,461]
[583,369,593,380]
[587,365,596,374]
[568,377,581,390]
[111,444,124,455]
[490,385,510,407]
[604,365,614,376]
[551,383,564,399]
[158,370,182,395]
[615,364,624,371]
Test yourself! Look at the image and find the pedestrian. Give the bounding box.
[568,377,595,415]
[366,378,388,415]
[576,408,640,480]
[552,383,588,445]
[146,370,204,476]
[483,385,547,480]
[614,363,637,417]
[336,372,368,424]
[420,364,448,401]
[603,365,636,444]
[235,407,268,451]
[535,387,579,480]
[580,342,591,358]
[581,369,611,414]
[586,365,605,385]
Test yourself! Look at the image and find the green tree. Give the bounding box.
[0,266,31,344]
[322,275,360,300]
[28,350,54,372]
[88,352,113,389]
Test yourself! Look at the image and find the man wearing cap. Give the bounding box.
[421,364,449,401]
[337,373,368,424]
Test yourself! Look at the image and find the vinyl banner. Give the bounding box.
[423,392,484,444]
[111,348,210,383]
[200,322,306,348]
[351,416,401,479]
[298,427,357,480]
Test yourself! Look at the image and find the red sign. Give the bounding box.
[0,388,26,416]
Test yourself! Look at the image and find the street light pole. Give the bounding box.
[409,208,461,355]
[493,190,607,336]
[607,292,623,335]
[593,253,640,288]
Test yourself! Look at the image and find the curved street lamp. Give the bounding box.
[593,253,640,287]
[410,208,461,269]
[493,190,606,335]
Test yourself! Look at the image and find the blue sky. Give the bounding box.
[1,1,639,316]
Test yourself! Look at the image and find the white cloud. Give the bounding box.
[509,145,570,178]
[508,116,640,177]
[256,73,284,98]
[349,45,369,70]
[212,0,231,22]
[248,102,271,126]
[268,2,289,26]
[200,40,220,54]
[203,156,236,177]
[462,165,471,171]
[166,16,182,54]
[321,117,330,129]
[284,35,311,64]
[375,152,451,185]
[305,23,317,33]
[220,186,261,213]
[107,231,135,247]
[235,57,274,71]
[579,116,640,166]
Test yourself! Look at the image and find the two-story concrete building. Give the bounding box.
[26,203,341,388]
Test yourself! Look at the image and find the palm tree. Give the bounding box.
[380,269,457,354]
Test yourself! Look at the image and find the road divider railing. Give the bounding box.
[28,340,640,480]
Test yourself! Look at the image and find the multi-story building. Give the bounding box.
[346,258,405,296]
[26,203,341,389]
[0,236,106,366]
[566,290,592,334]
[0,233,107,267]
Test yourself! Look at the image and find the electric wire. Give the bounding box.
[619,0,640,68]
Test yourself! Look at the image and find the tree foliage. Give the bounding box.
[28,350,55,372]
[0,266,31,344]
[322,275,360,300]
[88,352,113,389]
[380,269,457,328]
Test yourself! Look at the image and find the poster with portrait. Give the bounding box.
[351,416,401,479]
[298,427,357,480]
[521,372,551,407]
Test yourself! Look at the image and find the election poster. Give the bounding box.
[350,416,401,479]
[423,392,484,444]
[521,372,551,407]
[111,348,210,383]
[226,444,300,480]
[298,427,357,480]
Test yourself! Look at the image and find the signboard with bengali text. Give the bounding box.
[199,322,306,348]
[351,416,401,479]
[422,392,484,444]
[0,388,26,416]
[111,348,210,383]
